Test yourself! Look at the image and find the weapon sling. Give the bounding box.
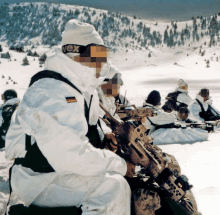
[196,99,206,117]
[196,99,219,121]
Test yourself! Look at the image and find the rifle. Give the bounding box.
[169,121,214,133]
[100,103,198,215]
[185,122,214,132]
[205,119,220,127]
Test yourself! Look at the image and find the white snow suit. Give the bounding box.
[188,94,220,122]
[142,102,176,136]
[175,88,192,106]
[162,88,192,112]
[151,126,208,145]
[5,48,131,215]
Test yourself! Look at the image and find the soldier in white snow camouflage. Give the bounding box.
[5,20,132,215]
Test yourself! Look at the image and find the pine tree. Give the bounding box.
[163,29,169,44]
[180,31,184,45]
[33,51,39,57]
[75,9,80,16]
[168,29,174,47]
[137,22,143,31]
[201,18,206,30]
[206,60,210,68]
[39,53,47,63]
[173,22,178,35]
[27,49,33,56]
[22,56,29,65]
[1,52,10,59]
[0,44,2,52]
[15,44,24,52]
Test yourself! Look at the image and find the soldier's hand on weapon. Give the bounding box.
[105,132,118,152]
[117,118,124,125]
[125,161,136,178]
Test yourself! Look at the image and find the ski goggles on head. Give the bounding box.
[62,43,109,57]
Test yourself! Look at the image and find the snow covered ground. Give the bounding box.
[0,43,220,214]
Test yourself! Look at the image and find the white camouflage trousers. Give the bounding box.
[32,172,131,215]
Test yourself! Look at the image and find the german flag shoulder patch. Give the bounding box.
[66,96,77,103]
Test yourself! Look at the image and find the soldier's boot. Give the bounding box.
[133,188,161,215]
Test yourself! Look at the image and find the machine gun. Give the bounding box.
[115,104,156,121]
[100,103,198,215]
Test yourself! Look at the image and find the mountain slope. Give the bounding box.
[0,2,219,52]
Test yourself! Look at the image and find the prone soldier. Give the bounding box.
[188,88,220,125]
[162,79,192,113]
[177,107,214,132]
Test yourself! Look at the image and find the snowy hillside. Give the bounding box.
[0,38,220,215]
[0,2,220,52]
[0,2,220,215]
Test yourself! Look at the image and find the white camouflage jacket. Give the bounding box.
[175,88,192,106]
[188,94,220,122]
[5,48,127,206]
[142,103,176,135]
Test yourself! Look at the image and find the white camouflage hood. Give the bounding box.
[175,87,188,94]
[2,98,20,108]
[196,94,212,111]
[45,48,111,94]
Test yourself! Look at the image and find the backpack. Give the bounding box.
[162,91,187,112]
